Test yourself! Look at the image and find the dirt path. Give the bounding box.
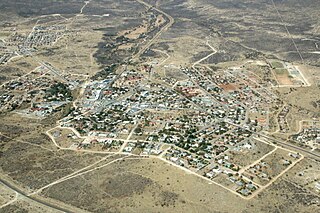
[192,39,217,69]
[238,147,278,174]
[29,155,127,196]
[80,1,90,15]
[153,49,171,66]
[248,155,304,199]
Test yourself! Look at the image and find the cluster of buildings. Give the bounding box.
[245,152,300,185]
[229,175,259,196]
[81,139,123,151]
[123,141,163,155]
[0,24,66,65]
[278,105,290,133]
[166,147,209,171]
[2,29,306,198]
[23,25,66,49]
[177,67,278,131]
[0,66,73,116]
[54,63,291,197]
[292,121,320,149]
[0,52,16,64]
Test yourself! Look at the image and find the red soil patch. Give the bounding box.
[219,84,237,91]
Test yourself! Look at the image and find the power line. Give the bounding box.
[270,0,304,63]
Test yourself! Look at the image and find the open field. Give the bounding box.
[243,148,301,186]
[226,139,275,167]
[48,127,83,148]
[1,198,62,213]
[0,139,107,192]
[40,157,246,213]
[0,183,16,207]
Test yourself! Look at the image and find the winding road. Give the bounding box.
[192,39,217,69]
[132,0,174,60]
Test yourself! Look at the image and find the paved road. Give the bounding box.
[133,0,174,60]
[0,179,72,213]
[227,122,320,160]
[261,134,320,159]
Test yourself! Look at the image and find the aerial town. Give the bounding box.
[0,0,319,212]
